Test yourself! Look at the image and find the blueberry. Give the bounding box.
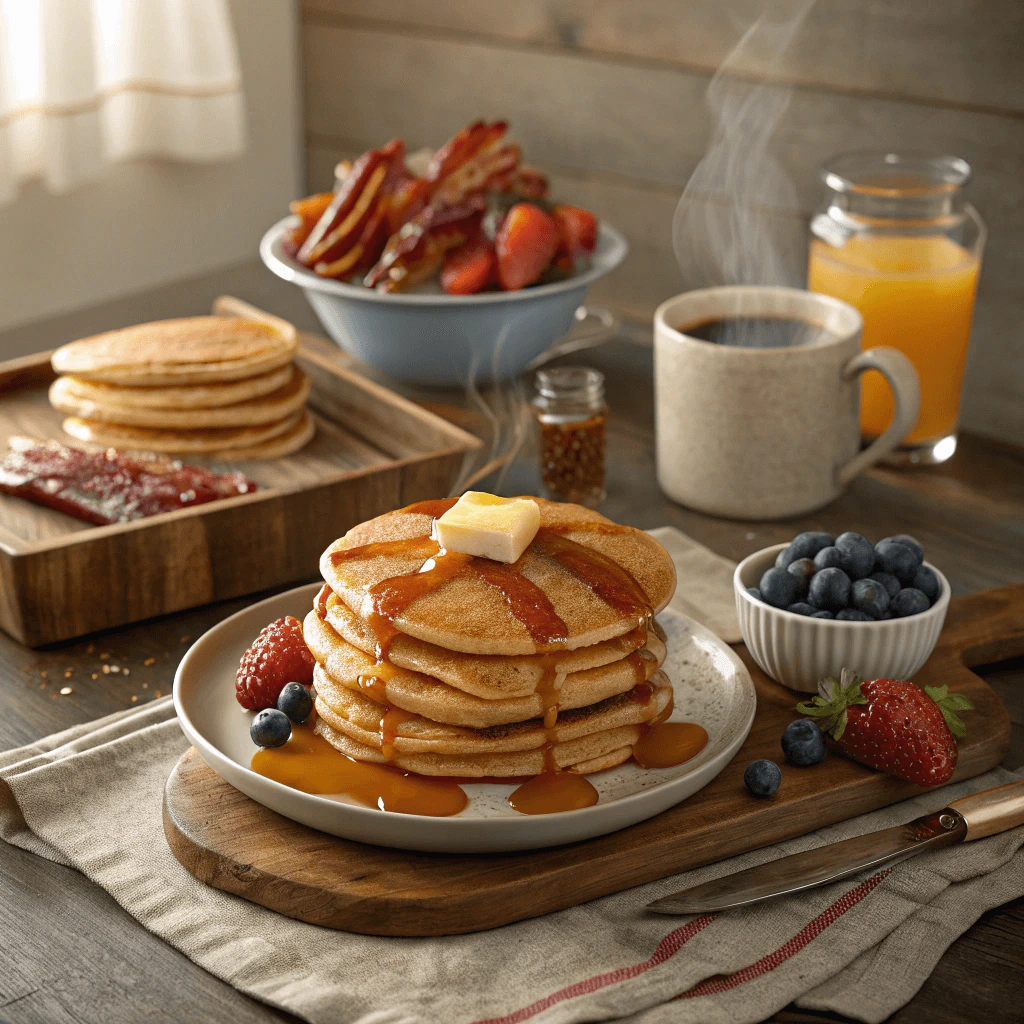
[744,759,782,797]
[276,682,313,724]
[786,558,816,598]
[250,708,291,748]
[835,532,875,580]
[810,610,835,619]
[892,587,931,618]
[759,567,800,609]
[868,571,901,600]
[808,567,851,611]
[747,586,762,601]
[875,539,921,585]
[790,531,835,559]
[781,719,826,766]
[836,608,874,621]
[787,602,817,616]
[884,534,924,563]
[814,546,845,572]
[775,545,800,570]
[911,565,940,603]
[850,578,890,620]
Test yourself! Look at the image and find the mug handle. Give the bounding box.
[837,347,921,487]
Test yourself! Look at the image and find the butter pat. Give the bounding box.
[436,492,540,563]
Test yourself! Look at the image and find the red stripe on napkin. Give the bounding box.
[474,869,891,1023]
[472,914,716,1024]
[678,869,892,999]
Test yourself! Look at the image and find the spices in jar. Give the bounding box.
[534,367,607,507]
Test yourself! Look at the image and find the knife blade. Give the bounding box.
[647,779,1024,916]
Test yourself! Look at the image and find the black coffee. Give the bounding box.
[682,316,837,349]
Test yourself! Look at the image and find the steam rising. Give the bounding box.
[673,0,818,347]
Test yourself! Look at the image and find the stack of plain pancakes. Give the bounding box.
[48,316,314,459]
[303,498,678,777]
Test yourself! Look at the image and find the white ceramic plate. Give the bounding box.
[173,584,756,852]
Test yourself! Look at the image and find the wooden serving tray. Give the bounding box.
[163,585,1020,936]
[0,299,481,646]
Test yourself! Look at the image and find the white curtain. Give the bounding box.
[0,0,246,205]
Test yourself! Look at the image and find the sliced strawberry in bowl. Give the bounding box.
[441,234,497,295]
[552,204,598,260]
[495,202,559,291]
[797,668,973,787]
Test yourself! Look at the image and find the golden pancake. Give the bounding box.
[304,609,666,728]
[49,368,310,429]
[52,365,294,410]
[318,588,658,698]
[214,410,315,460]
[51,316,297,385]
[312,673,670,756]
[62,409,304,454]
[314,716,640,777]
[321,499,676,656]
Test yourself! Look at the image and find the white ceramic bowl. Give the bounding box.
[260,217,628,387]
[174,583,755,853]
[734,543,950,693]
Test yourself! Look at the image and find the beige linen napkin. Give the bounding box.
[1,528,1021,1024]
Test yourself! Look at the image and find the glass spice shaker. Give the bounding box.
[533,367,607,507]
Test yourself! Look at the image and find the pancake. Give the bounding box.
[50,368,310,428]
[321,499,677,656]
[313,716,640,777]
[52,365,294,410]
[62,409,305,455]
[318,587,658,698]
[312,670,670,755]
[304,608,665,728]
[213,411,316,460]
[51,316,297,385]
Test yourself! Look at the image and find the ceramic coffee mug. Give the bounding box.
[654,286,920,519]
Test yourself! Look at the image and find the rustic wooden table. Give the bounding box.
[0,332,1021,1024]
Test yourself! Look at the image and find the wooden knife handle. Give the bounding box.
[949,780,1024,841]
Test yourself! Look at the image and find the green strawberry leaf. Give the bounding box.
[923,684,974,740]
[795,669,866,739]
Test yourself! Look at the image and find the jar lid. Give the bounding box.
[535,366,605,400]
[822,152,971,198]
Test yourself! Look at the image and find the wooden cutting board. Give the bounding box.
[163,585,1021,936]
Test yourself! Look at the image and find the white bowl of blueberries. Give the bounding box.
[734,531,949,693]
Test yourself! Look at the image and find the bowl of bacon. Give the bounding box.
[260,121,628,387]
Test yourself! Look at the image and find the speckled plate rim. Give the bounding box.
[173,583,756,853]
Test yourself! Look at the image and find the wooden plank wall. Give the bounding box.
[298,0,1024,446]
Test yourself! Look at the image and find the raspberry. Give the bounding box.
[235,616,315,711]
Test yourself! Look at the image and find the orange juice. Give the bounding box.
[808,235,980,444]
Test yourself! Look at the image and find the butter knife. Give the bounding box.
[648,779,1024,915]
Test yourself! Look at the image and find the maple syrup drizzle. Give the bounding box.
[508,769,598,814]
[466,558,569,649]
[251,721,467,816]
[632,722,708,769]
[531,528,652,623]
[315,582,332,619]
[399,497,460,517]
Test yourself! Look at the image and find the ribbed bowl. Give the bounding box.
[734,543,950,693]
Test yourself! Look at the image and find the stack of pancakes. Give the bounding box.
[303,498,678,777]
[48,316,314,459]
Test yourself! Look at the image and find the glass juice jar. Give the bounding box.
[807,153,986,464]
[534,366,607,507]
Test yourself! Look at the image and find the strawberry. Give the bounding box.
[495,202,558,290]
[796,669,973,787]
[551,204,598,259]
[441,234,497,294]
[235,616,315,711]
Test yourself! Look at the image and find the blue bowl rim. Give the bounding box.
[259,215,628,307]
